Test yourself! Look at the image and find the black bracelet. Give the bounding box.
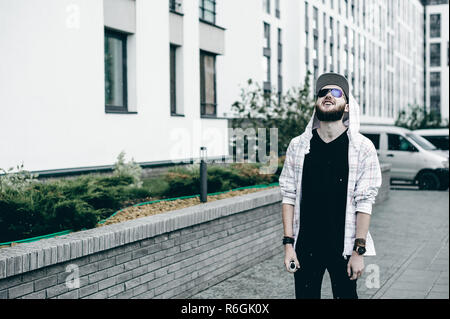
[282,236,295,245]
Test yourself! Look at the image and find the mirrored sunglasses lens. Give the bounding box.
[331,89,343,98]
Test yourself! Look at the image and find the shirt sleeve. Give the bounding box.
[353,141,382,215]
[279,139,297,206]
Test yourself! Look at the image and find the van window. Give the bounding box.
[362,133,380,150]
[388,134,415,152]
[406,133,437,151]
[422,136,449,150]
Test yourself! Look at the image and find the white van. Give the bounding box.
[413,128,449,151]
[360,125,449,190]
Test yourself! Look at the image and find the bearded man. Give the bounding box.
[279,73,382,299]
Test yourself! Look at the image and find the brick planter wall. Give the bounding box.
[0,165,391,299]
[0,188,283,299]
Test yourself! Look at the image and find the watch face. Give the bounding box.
[357,246,366,255]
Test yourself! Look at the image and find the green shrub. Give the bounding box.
[161,163,279,198]
[0,159,152,242]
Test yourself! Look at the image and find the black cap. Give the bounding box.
[316,73,349,101]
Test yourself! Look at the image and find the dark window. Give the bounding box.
[264,23,271,87]
[170,44,177,114]
[104,29,127,112]
[169,0,182,13]
[199,0,216,24]
[278,28,282,100]
[305,2,309,34]
[388,134,415,152]
[275,0,280,18]
[430,14,441,38]
[430,72,441,97]
[313,6,318,30]
[430,43,441,66]
[423,136,449,150]
[200,51,217,116]
[264,22,271,49]
[264,0,270,14]
[430,96,441,114]
[363,134,380,150]
[424,0,449,5]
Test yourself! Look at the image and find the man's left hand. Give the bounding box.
[347,252,364,280]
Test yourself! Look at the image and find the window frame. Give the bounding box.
[199,0,216,25]
[104,28,128,113]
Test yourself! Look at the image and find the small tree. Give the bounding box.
[395,104,448,130]
[230,71,314,159]
[113,151,143,188]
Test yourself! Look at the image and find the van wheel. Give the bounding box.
[438,177,449,191]
[417,172,440,190]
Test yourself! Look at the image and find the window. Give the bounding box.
[263,0,270,14]
[430,72,441,97]
[199,0,216,24]
[388,134,416,152]
[363,133,380,150]
[264,22,271,49]
[425,0,449,5]
[200,51,217,116]
[313,6,318,30]
[170,44,177,115]
[104,29,127,111]
[263,23,271,87]
[406,133,437,151]
[169,0,182,13]
[277,28,283,97]
[305,1,309,34]
[430,43,441,66]
[422,136,449,151]
[430,14,441,38]
[275,0,280,18]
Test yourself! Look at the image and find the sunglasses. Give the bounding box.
[317,88,345,99]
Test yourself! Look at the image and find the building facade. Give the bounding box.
[0,0,229,173]
[423,0,449,121]
[0,0,446,173]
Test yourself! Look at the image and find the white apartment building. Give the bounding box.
[0,0,443,174]
[423,0,449,121]
[223,0,427,125]
[0,0,229,173]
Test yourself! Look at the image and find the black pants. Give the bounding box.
[294,250,358,299]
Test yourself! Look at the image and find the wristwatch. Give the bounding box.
[353,238,366,255]
[282,236,295,246]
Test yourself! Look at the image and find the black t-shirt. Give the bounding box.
[297,128,349,256]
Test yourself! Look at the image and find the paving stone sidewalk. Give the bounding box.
[191,188,449,299]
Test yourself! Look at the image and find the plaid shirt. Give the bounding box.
[279,95,382,256]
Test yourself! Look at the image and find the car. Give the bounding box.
[413,128,449,151]
[360,125,449,190]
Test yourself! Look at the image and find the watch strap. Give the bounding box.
[282,236,295,245]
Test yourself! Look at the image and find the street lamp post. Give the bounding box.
[200,146,207,203]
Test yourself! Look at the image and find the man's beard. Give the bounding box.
[314,101,346,122]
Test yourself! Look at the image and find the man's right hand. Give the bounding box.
[284,244,300,273]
